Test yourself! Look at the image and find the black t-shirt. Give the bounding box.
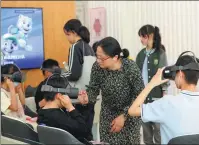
[34,79,47,112]
[37,108,90,142]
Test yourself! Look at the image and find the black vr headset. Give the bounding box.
[40,73,79,99]
[1,64,25,83]
[163,51,199,80]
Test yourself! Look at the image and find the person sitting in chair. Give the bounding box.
[37,74,90,143]
[1,64,26,121]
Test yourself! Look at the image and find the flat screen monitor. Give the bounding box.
[1,7,44,69]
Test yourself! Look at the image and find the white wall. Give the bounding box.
[81,1,199,94]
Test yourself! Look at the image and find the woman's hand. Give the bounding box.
[78,90,89,105]
[110,114,125,133]
[149,68,169,88]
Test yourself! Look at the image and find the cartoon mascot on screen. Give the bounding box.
[1,34,18,56]
[7,14,33,51]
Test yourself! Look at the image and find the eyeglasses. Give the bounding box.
[96,56,110,62]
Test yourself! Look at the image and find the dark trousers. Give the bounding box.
[142,121,161,145]
[75,103,95,141]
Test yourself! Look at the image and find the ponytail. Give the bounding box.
[78,26,90,43]
[153,26,165,51]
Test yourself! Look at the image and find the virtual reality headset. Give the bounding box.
[163,51,199,80]
[2,71,25,83]
[40,73,79,99]
[1,64,25,83]
[41,85,79,99]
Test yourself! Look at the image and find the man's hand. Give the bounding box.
[110,114,125,133]
[58,95,75,112]
[149,68,169,88]
[78,90,89,105]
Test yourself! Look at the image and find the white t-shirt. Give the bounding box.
[1,88,26,121]
[141,90,199,144]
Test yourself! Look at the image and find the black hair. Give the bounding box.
[175,55,199,85]
[1,64,20,83]
[63,19,90,43]
[43,74,68,101]
[97,37,129,58]
[41,59,59,75]
[138,24,165,51]
[92,41,99,54]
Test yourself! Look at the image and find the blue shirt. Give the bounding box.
[141,90,199,144]
[142,49,155,86]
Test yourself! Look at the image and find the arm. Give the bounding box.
[1,89,18,112]
[1,82,18,112]
[86,62,101,103]
[110,62,145,133]
[9,87,18,111]
[128,68,169,117]
[67,44,83,81]
[17,85,25,105]
[123,62,145,118]
[128,83,153,116]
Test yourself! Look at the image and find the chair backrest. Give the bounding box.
[25,97,37,113]
[168,134,199,144]
[37,125,84,144]
[1,115,40,144]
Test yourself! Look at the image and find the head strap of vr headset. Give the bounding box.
[41,73,72,94]
[171,51,199,71]
[1,63,24,82]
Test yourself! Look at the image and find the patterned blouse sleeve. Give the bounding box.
[86,62,103,104]
[123,61,145,117]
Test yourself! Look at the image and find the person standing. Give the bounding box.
[63,19,96,141]
[78,37,145,144]
[136,24,169,144]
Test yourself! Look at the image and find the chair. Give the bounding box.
[168,134,199,144]
[37,125,84,144]
[1,115,41,145]
[25,97,37,113]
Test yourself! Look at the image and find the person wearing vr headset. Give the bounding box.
[128,51,199,144]
[1,64,26,121]
[37,74,90,143]
[136,24,169,144]
[34,59,60,112]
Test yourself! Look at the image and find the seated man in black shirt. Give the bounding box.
[35,59,59,112]
[37,74,90,142]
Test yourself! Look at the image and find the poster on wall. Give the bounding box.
[1,8,44,69]
[89,7,106,46]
